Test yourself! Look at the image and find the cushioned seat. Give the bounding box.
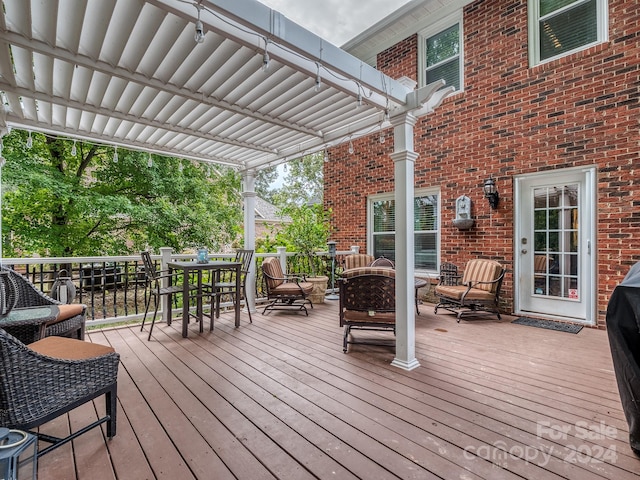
[343,254,374,270]
[434,259,506,322]
[339,267,396,353]
[261,257,314,315]
[0,266,86,343]
[0,329,119,457]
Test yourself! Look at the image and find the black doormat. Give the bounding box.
[512,317,583,334]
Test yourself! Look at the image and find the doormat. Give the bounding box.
[512,317,583,334]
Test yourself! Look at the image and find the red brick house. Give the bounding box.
[325,0,639,328]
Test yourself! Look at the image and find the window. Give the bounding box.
[420,15,463,92]
[368,191,440,272]
[529,0,607,65]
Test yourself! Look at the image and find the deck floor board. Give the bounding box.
[32,301,638,479]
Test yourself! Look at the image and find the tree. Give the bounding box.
[1,130,242,257]
[271,153,324,208]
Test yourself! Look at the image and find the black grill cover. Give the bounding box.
[606,263,640,455]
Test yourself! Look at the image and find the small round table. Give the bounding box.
[414,278,429,315]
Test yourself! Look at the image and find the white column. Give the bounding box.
[390,113,420,371]
[242,170,257,314]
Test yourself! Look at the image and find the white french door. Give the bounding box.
[514,168,596,324]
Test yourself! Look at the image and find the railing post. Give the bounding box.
[276,246,287,274]
[160,247,173,324]
[350,245,360,254]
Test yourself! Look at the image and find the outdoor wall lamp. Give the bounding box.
[483,176,500,210]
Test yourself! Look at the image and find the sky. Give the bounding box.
[257,0,413,46]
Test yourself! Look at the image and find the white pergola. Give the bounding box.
[0,0,452,370]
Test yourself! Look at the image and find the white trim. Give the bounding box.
[513,166,597,325]
[528,0,609,67]
[417,10,464,92]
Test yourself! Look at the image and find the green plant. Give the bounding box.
[277,204,331,276]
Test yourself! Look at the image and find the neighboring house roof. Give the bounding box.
[342,0,474,65]
[254,197,290,224]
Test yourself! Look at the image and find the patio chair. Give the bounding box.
[0,265,86,344]
[261,257,314,316]
[0,328,119,457]
[139,251,197,340]
[434,259,506,322]
[339,267,396,353]
[208,249,254,325]
[370,256,395,268]
[343,253,374,270]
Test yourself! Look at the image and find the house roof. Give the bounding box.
[342,0,474,65]
[0,0,451,173]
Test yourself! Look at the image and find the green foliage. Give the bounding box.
[277,203,331,275]
[1,130,242,257]
[272,153,324,208]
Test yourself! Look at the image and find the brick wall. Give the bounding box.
[325,0,640,327]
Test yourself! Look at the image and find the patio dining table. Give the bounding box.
[167,260,242,337]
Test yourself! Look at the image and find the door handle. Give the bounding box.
[521,249,527,254]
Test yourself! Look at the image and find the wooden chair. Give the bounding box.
[0,328,119,457]
[434,259,506,322]
[139,251,197,340]
[0,265,86,344]
[343,254,374,270]
[339,267,396,353]
[261,257,314,316]
[209,249,254,325]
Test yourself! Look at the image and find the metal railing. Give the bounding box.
[2,246,360,329]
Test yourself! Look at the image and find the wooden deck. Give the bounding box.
[35,300,638,480]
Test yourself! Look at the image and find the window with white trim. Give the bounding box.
[529,0,608,66]
[368,191,440,272]
[419,15,463,92]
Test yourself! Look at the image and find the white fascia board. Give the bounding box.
[153,0,411,107]
[343,0,475,63]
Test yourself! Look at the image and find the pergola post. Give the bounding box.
[242,170,257,315]
[390,112,420,371]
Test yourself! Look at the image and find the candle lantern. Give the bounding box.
[50,269,77,304]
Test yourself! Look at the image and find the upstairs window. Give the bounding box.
[529,0,607,65]
[419,14,463,92]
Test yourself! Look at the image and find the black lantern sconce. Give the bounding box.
[483,176,500,210]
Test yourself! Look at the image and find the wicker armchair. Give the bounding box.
[0,328,119,457]
[339,267,396,353]
[0,266,86,343]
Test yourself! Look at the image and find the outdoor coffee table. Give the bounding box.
[0,305,60,344]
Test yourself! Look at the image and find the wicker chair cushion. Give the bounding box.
[270,282,313,295]
[344,254,374,270]
[29,336,115,359]
[56,304,84,321]
[434,284,495,301]
[262,257,285,289]
[342,267,396,279]
[461,259,503,293]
